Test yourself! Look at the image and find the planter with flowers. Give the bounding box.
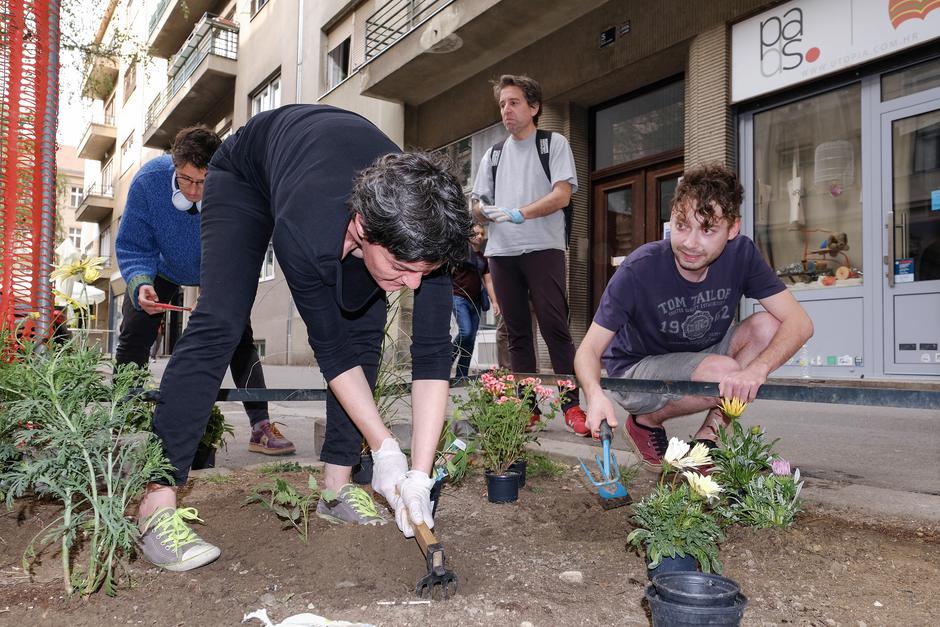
[627,438,725,577]
[453,370,572,503]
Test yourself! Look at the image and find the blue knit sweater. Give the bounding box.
[115,155,202,309]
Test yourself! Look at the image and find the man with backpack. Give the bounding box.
[470,74,588,436]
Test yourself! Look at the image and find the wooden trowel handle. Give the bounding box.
[414,521,437,554]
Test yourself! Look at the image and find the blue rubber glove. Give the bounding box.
[481,205,525,224]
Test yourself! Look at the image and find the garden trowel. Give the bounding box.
[579,419,631,510]
[413,522,458,599]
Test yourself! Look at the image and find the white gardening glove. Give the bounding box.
[395,470,435,538]
[371,438,408,509]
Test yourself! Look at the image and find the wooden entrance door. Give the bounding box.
[591,159,683,309]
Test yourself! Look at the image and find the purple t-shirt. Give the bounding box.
[594,236,785,376]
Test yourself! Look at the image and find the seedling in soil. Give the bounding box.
[257,461,317,475]
[245,474,320,543]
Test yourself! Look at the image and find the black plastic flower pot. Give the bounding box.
[351,453,374,485]
[191,444,216,470]
[507,458,527,488]
[485,470,520,503]
[645,583,747,626]
[652,572,741,607]
[647,554,699,580]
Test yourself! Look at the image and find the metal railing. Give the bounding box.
[145,16,239,130]
[85,113,115,128]
[364,0,454,62]
[80,183,114,205]
[148,0,172,35]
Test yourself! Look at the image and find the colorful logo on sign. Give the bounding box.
[888,0,940,29]
[759,8,821,77]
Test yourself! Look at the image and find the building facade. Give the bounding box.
[78,0,940,380]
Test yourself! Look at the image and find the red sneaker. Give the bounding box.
[563,406,591,437]
[525,412,543,432]
[623,415,667,471]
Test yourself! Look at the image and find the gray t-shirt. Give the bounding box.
[470,131,578,256]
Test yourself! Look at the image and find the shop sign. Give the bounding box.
[731,0,940,102]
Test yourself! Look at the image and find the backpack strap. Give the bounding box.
[535,129,552,182]
[489,140,505,200]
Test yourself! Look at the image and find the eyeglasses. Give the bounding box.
[176,173,206,188]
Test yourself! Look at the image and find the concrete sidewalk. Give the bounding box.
[149,358,940,525]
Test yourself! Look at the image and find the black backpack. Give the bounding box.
[490,128,573,246]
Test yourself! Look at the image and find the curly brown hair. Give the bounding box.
[171,126,221,170]
[672,163,743,229]
[492,74,542,125]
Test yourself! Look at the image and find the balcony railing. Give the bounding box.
[145,16,239,129]
[364,0,454,62]
[81,183,114,204]
[148,0,172,35]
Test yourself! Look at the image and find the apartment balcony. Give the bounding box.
[81,55,119,100]
[77,114,117,161]
[359,0,606,105]
[148,0,220,59]
[75,183,115,224]
[143,16,238,149]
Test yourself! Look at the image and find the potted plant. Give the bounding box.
[453,371,571,503]
[626,437,725,577]
[192,404,234,470]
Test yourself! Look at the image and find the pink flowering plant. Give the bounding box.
[453,370,573,475]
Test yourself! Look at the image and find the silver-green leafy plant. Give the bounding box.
[0,338,173,596]
[627,483,725,574]
[245,474,320,543]
[710,420,776,493]
[719,469,804,528]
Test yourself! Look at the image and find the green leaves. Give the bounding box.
[0,337,173,596]
[245,474,320,543]
[710,420,776,493]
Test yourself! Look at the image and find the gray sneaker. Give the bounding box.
[316,484,387,526]
[137,507,221,571]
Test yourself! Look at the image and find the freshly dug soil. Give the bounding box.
[0,463,936,626]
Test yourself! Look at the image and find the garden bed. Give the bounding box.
[0,462,936,626]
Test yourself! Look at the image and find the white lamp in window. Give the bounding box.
[814,140,854,197]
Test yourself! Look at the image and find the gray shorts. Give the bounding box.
[610,324,737,415]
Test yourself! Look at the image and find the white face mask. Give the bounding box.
[171,171,201,213]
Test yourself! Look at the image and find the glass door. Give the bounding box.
[882,101,940,375]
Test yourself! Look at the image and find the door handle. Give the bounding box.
[885,211,894,288]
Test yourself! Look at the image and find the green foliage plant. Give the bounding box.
[627,482,725,573]
[720,471,804,528]
[526,453,568,479]
[710,420,776,493]
[245,474,320,543]
[200,404,234,451]
[0,338,173,596]
[433,417,478,484]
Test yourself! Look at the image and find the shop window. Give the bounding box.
[594,80,684,170]
[259,241,275,281]
[882,57,940,102]
[254,340,266,360]
[753,84,863,290]
[433,122,507,193]
[327,38,351,89]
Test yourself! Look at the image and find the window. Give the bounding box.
[259,242,275,281]
[594,80,685,170]
[123,63,136,104]
[882,57,940,102]
[327,38,351,89]
[251,74,281,117]
[69,185,83,208]
[100,226,112,268]
[254,340,266,360]
[252,0,269,16]
[101,160,114,194]
[434,122,508,192]
[104,97,115,125]
[753,84,863,290]
[68,227,82,249]
[120,132,138,174]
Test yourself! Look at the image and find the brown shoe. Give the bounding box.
[248,421,295,455]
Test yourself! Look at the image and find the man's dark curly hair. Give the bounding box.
[171,126,221,170]
[672,163,744,229]
[348,152,472,269]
